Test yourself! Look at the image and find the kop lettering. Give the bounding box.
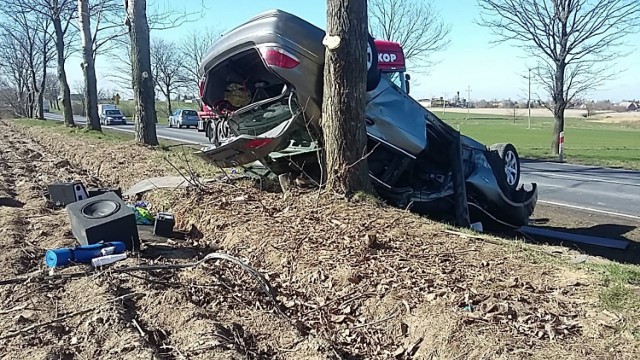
[378,53,398,63]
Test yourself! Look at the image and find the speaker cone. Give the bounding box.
[81,200,121,219]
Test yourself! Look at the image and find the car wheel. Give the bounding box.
[491,143,520,189]
[169,120,173,128]
[366,35,381,92]
[178,122,183,129]
[215,120,230,147]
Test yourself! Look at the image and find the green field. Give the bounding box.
[438,112,640,169]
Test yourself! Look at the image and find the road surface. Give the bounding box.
[44,113,640,220]
[45,113,209,145]
[521,161,640,220]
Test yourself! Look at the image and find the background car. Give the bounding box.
[168,109,199,128]
[99,108,127,125]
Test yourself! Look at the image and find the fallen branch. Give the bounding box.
[444,229,504,246]
[349,311,400,330]
[0,304,27,315]
[0,292,143,340]
[0,253,285,318]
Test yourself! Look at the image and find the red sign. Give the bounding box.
[374,39,406,71]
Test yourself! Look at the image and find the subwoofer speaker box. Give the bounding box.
[47,181,88,206]
[86,187,123,199]
[66,192,140,251]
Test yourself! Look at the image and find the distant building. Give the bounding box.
[618,101,638,111]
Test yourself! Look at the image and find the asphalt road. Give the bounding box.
[521,161,640,220]
[45,113,209,146]
[44,113,640,220]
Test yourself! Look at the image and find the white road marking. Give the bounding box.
[538,200,640,221]
[527,171,640,187]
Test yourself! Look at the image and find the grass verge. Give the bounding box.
[15,118,220,179]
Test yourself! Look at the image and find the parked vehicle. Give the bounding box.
[98,104,127,125]
[42,101,50,113]
[196,9,538,227]
[169,109,199,128]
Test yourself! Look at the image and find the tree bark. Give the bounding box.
[166,85,172,114]
[52,16,75,127]
[78,0,101,131]
[322,0,372,196]
[551,62,566,155]
[126,0,159,145]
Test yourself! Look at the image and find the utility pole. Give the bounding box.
[466,85,471,120]
[527,68,531,129]
[442,92,447,115]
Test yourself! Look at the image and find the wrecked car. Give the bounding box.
[196,9,538,227]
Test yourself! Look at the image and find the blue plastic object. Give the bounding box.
[45,242,127,268]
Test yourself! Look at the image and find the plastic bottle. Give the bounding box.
[91,253,127,267]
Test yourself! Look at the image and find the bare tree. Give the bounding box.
[0,33,30,116]
[73,80,87,116]
[369,0,451,65]
[151,38,187,114]
[477,0,640,157]
[125,0,158,145]
[0,7,55,119]
[78,0,101,130]
[180,28,222,92]
[323,0,372,195]
[0,0,78,126]
[44,72,61,110]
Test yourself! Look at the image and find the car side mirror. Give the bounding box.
[405,74,411,95]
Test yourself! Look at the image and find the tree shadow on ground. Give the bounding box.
[518,219,640,265]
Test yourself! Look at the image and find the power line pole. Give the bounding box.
[527,68,531,129]
[466,85,471,120]
[442,92,447,115]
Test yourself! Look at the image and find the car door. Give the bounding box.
[196,91,301,168]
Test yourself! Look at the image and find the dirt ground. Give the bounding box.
[0,119,638,359]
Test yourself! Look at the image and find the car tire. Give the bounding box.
[169,120,173,128]
[490,143,520,190]
[366,35,381,92]
[178,122,183,129]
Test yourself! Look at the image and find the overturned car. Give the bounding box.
[196,10,538,227]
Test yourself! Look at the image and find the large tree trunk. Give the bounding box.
[551,62,566,156]
[322,0,372,196]
[126,0,159,145]
[53,16,75,127]
[79,0,101,131]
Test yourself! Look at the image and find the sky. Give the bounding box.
[73,0,640,102]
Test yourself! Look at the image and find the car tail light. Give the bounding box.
[244,138,273,149]
[258,47,300,69]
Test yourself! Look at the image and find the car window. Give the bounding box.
[383,72,403,89]
[183,110,197,116]
[105,109,121,115]
[172,110,179,116]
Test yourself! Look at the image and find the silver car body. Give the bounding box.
[196,9,538,227]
